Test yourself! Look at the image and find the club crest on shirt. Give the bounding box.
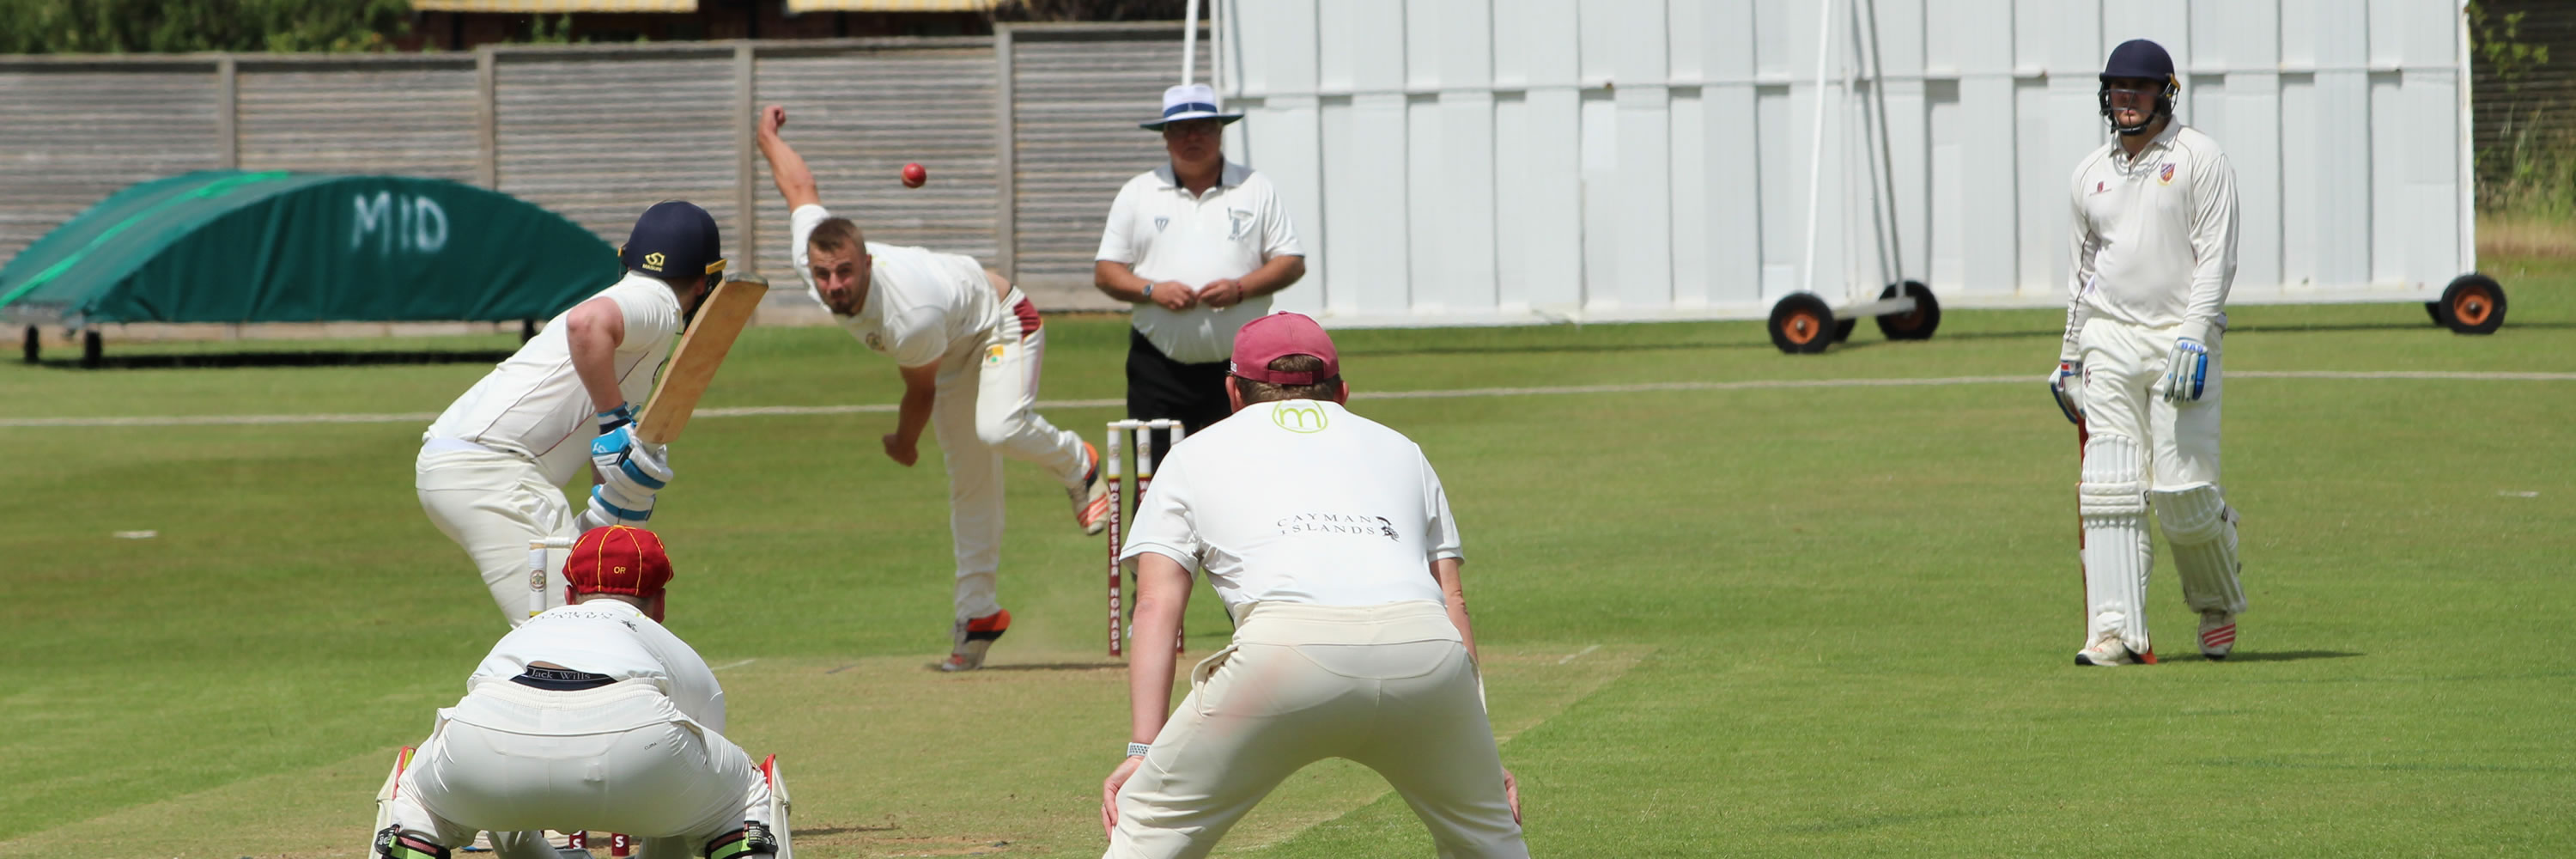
[986,344,1005,365]
[1154,216,1170,232]
[2093,180,2107,194]
[1227,209,1254,240]
[1270,401,1328,433]
[865,332,885,352]
[2159,163,2177,186]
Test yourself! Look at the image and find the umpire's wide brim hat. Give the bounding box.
[1140,83,1243,131]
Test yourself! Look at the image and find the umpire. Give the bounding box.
[1092,82,1306,466]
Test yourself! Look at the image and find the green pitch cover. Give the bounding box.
[0,170,619,326]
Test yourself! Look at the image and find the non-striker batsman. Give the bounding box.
[2050,39,2247,666]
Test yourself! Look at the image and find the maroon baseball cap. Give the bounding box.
[564,525,674,602]
[1230,312,1340,385]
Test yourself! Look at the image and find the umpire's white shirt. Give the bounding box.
[1121,399,1457,612]
[2064,121,2239,344]
[425,274,683,484]
[1096,161,1304,364]
[465,600,726,733]
[790,204,997,368]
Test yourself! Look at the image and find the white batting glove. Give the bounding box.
[592,429,673,501]
[2047,361,2085,424]
[2159,337,2211,403]
[584,483,657,527]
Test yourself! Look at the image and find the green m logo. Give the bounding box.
[1271,401,1328,434]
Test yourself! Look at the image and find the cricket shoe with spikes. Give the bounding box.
[2198,612,2238,660]
[1072,442,1111,536]
[939,609,1011,672]
[2074,632,2155,667]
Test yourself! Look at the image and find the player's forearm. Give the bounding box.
[1094,261,1151,302]
[1239,255,1306,299]
[1433,557,1478,662]
[1127,557,1191,743]
[892,385,934,444]
[756,132,822,210]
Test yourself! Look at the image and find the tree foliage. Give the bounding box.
[989,0,1187,23]
[0,0,410,54]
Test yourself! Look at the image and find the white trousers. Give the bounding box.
[932,290,1087,621]
[1106,601,1528,859]
[2077,318,2243,652]
[416,443,574,627]
[386,679,768,859]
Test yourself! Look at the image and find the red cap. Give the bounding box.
[563,526,673,601]
[1229,312,1340,386]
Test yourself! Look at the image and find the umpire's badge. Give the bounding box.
[1228,209,1254,240]
[1153,216,1170,233]
[642,252,667,272]
[2158,163,2177,186]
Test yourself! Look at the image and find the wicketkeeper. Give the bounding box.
[417,201,721,626]
[370,525,790,859]
[1100,312,1525,858]
[2051,39,2247,665]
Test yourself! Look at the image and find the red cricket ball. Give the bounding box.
[901,162,927,188]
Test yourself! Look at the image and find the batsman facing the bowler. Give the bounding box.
[1102,312,1525,859]
[2053,38,2248,666]
[370,526,790,859]
[755,104,1113,671]
[415,200,724,626]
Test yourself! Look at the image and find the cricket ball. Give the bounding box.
[901,162,927,188]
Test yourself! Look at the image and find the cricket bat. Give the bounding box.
[635,276,769,445]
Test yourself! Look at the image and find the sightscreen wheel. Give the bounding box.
[1833,318,1857,343]
[1874,281,1941,341]
[21,326,36,364]
[2423,302,2442,326]
[82,329,102,369]
[1768,293,1836,355]
[2435,274,2505,335]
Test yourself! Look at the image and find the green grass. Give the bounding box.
[4,261,2574,857]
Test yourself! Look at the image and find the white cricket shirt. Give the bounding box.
[1096,161,1303,364]
[1120,399,1459,612]
[466,600,727,733]
[425,273,683,485]
[2063,121,2239,347]
[789,204,998,368]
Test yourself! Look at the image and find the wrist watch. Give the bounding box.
[1143,283,1154,302]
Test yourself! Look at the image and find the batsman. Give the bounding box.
[417,200,727,627]
[2050,39,2246,666]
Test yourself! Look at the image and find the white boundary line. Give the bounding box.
[4,370,2571,429]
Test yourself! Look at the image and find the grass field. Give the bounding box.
[5,259,2573,858]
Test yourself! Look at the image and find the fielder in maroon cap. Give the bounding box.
[1099,312,1527,857]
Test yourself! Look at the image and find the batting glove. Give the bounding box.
[582,484,655,528]
[2047,361,2085,424]
[2159,337,2211,403]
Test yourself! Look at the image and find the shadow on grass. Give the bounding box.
[2197,649,2362,663]
[34,350,514,370]
[801,824,904,836]
[975,661,1125,673]
[1339,338,1772,358]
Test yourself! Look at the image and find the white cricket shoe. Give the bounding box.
[2198,612,2238,660]
[2075,633,2146,667]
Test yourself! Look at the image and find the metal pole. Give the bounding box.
[215,56,238,170]
[735,42,759,278]
[1182,0,1201,86]
[475,46,498,188]
[996,25,1018,281]
[1797,0,1839,299]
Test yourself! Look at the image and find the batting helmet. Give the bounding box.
[619,200,726,285]
[2098,39,2178,136]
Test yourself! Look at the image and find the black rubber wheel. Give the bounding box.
[521,319,538,342]
[21,326,35,364]
[1767,293,1836,355]
[1874,281,1941,341]
[1833,318,1858,343]
[82,329,101,369]
[2437,273,2506,335]
[2424,302,2443,326]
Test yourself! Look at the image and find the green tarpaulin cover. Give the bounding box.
[0,170,618,326]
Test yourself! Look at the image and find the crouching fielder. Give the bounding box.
[1100,313,1524,858]
[2052,39,2246,666]
[372,526,789,859]
[417,201,722,626]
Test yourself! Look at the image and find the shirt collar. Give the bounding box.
[1154,160,1250,192]
[2116,121,2183,167]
